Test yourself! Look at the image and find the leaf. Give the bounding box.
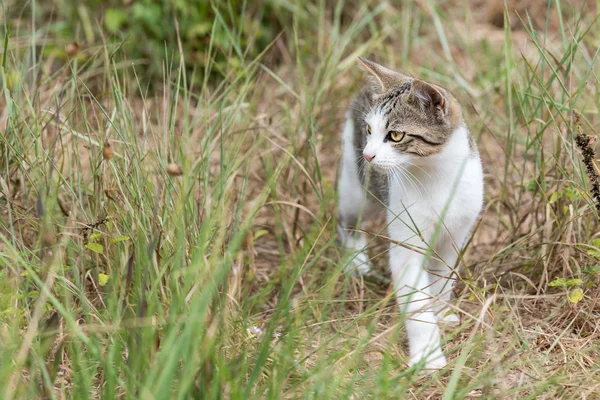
[548,278,583,288]
[586,281,595,289]
[98,273,110,287]
[6,69,20,91]
[2,307,22,316]
[568,288,584,304]
[85,242,104,254]
[565,278,583,287]
[111,235,130,243]
[582,265,600,275]
[564,186,579,200]
[254,229,269,240]
[188,22,212,37]
[549,191,560,204]
[105,8,127,33]
[586,238,600,259]
[548,278,566,287]
[89,232,102,240]
[586,249,600,260]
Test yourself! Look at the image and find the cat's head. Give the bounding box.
[357,57,463,171]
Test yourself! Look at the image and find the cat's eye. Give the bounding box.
[388,131,405,142]
[366,125,372,135]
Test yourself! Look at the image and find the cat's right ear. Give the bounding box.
[409,80,449,117]
[357,57,408,92]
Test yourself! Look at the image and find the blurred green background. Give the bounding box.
[16,0,293,82]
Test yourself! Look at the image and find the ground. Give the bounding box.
[1,0,599,399]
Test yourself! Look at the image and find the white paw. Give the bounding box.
[408,351,447,371]
[344,251,372,276]
[440,311,460,325]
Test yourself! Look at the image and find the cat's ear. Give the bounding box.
[357,57,407,92]
[409,80,448,117]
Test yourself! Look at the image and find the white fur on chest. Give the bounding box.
[387,126,483,242]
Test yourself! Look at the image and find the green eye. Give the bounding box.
[389,131,405,142]
[366,125,372,135]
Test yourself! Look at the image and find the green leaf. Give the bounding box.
[586,249,600,260]
[564,186,579,200]
[98,273,110,287]
[525,180,537,192]
[188,22,212,37]
[582,265,600,274]
[90,232,102,240]
[549,191,560,203]
[105,8,127,33]
[2,307,23,316]
[254,229,269,240]
[565,278,583,287]
[548,278,583,287]
[548,278,566,287]
[111,235,130,243]
[85,242,104,254]
[568,288,584,304]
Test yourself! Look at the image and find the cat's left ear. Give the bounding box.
[409,80,449,118]
[357,57,408,92]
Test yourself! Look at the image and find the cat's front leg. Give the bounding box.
[389,239,447,370]
[337,115,373,276]
[428,236,467,325]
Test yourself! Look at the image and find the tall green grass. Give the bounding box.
[1,0,599,398]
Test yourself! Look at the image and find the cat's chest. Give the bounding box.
[387,175,453,216]
[385,159,483,224]
[389,185,435,209]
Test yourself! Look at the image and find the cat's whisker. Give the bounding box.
[356,157,367,177]
[398,165,427,197]
[398,163,428,192]
[394,165,423,198]
[404,161,433,181]
[344,105,370,118]
[390,167,409,197]
[401,171,422,198]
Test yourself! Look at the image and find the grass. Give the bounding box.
[1,0,600,398]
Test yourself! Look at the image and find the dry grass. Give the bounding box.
[1,0,600,399]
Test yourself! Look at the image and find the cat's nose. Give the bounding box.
[363,152,375,162]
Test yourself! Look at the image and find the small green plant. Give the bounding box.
[54,0,281,82]
[1,0,600,398]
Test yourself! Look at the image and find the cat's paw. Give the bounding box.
[408,351,447,371]
[343,251,372,276]
[436,307,460,325]
[440,312,460,325]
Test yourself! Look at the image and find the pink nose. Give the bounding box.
[363,152,375,162]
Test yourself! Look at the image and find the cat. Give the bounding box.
[337,57,484,370]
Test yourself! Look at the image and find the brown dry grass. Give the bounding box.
[1,0,600,398]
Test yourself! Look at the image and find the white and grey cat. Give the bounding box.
[337,58,484,369]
